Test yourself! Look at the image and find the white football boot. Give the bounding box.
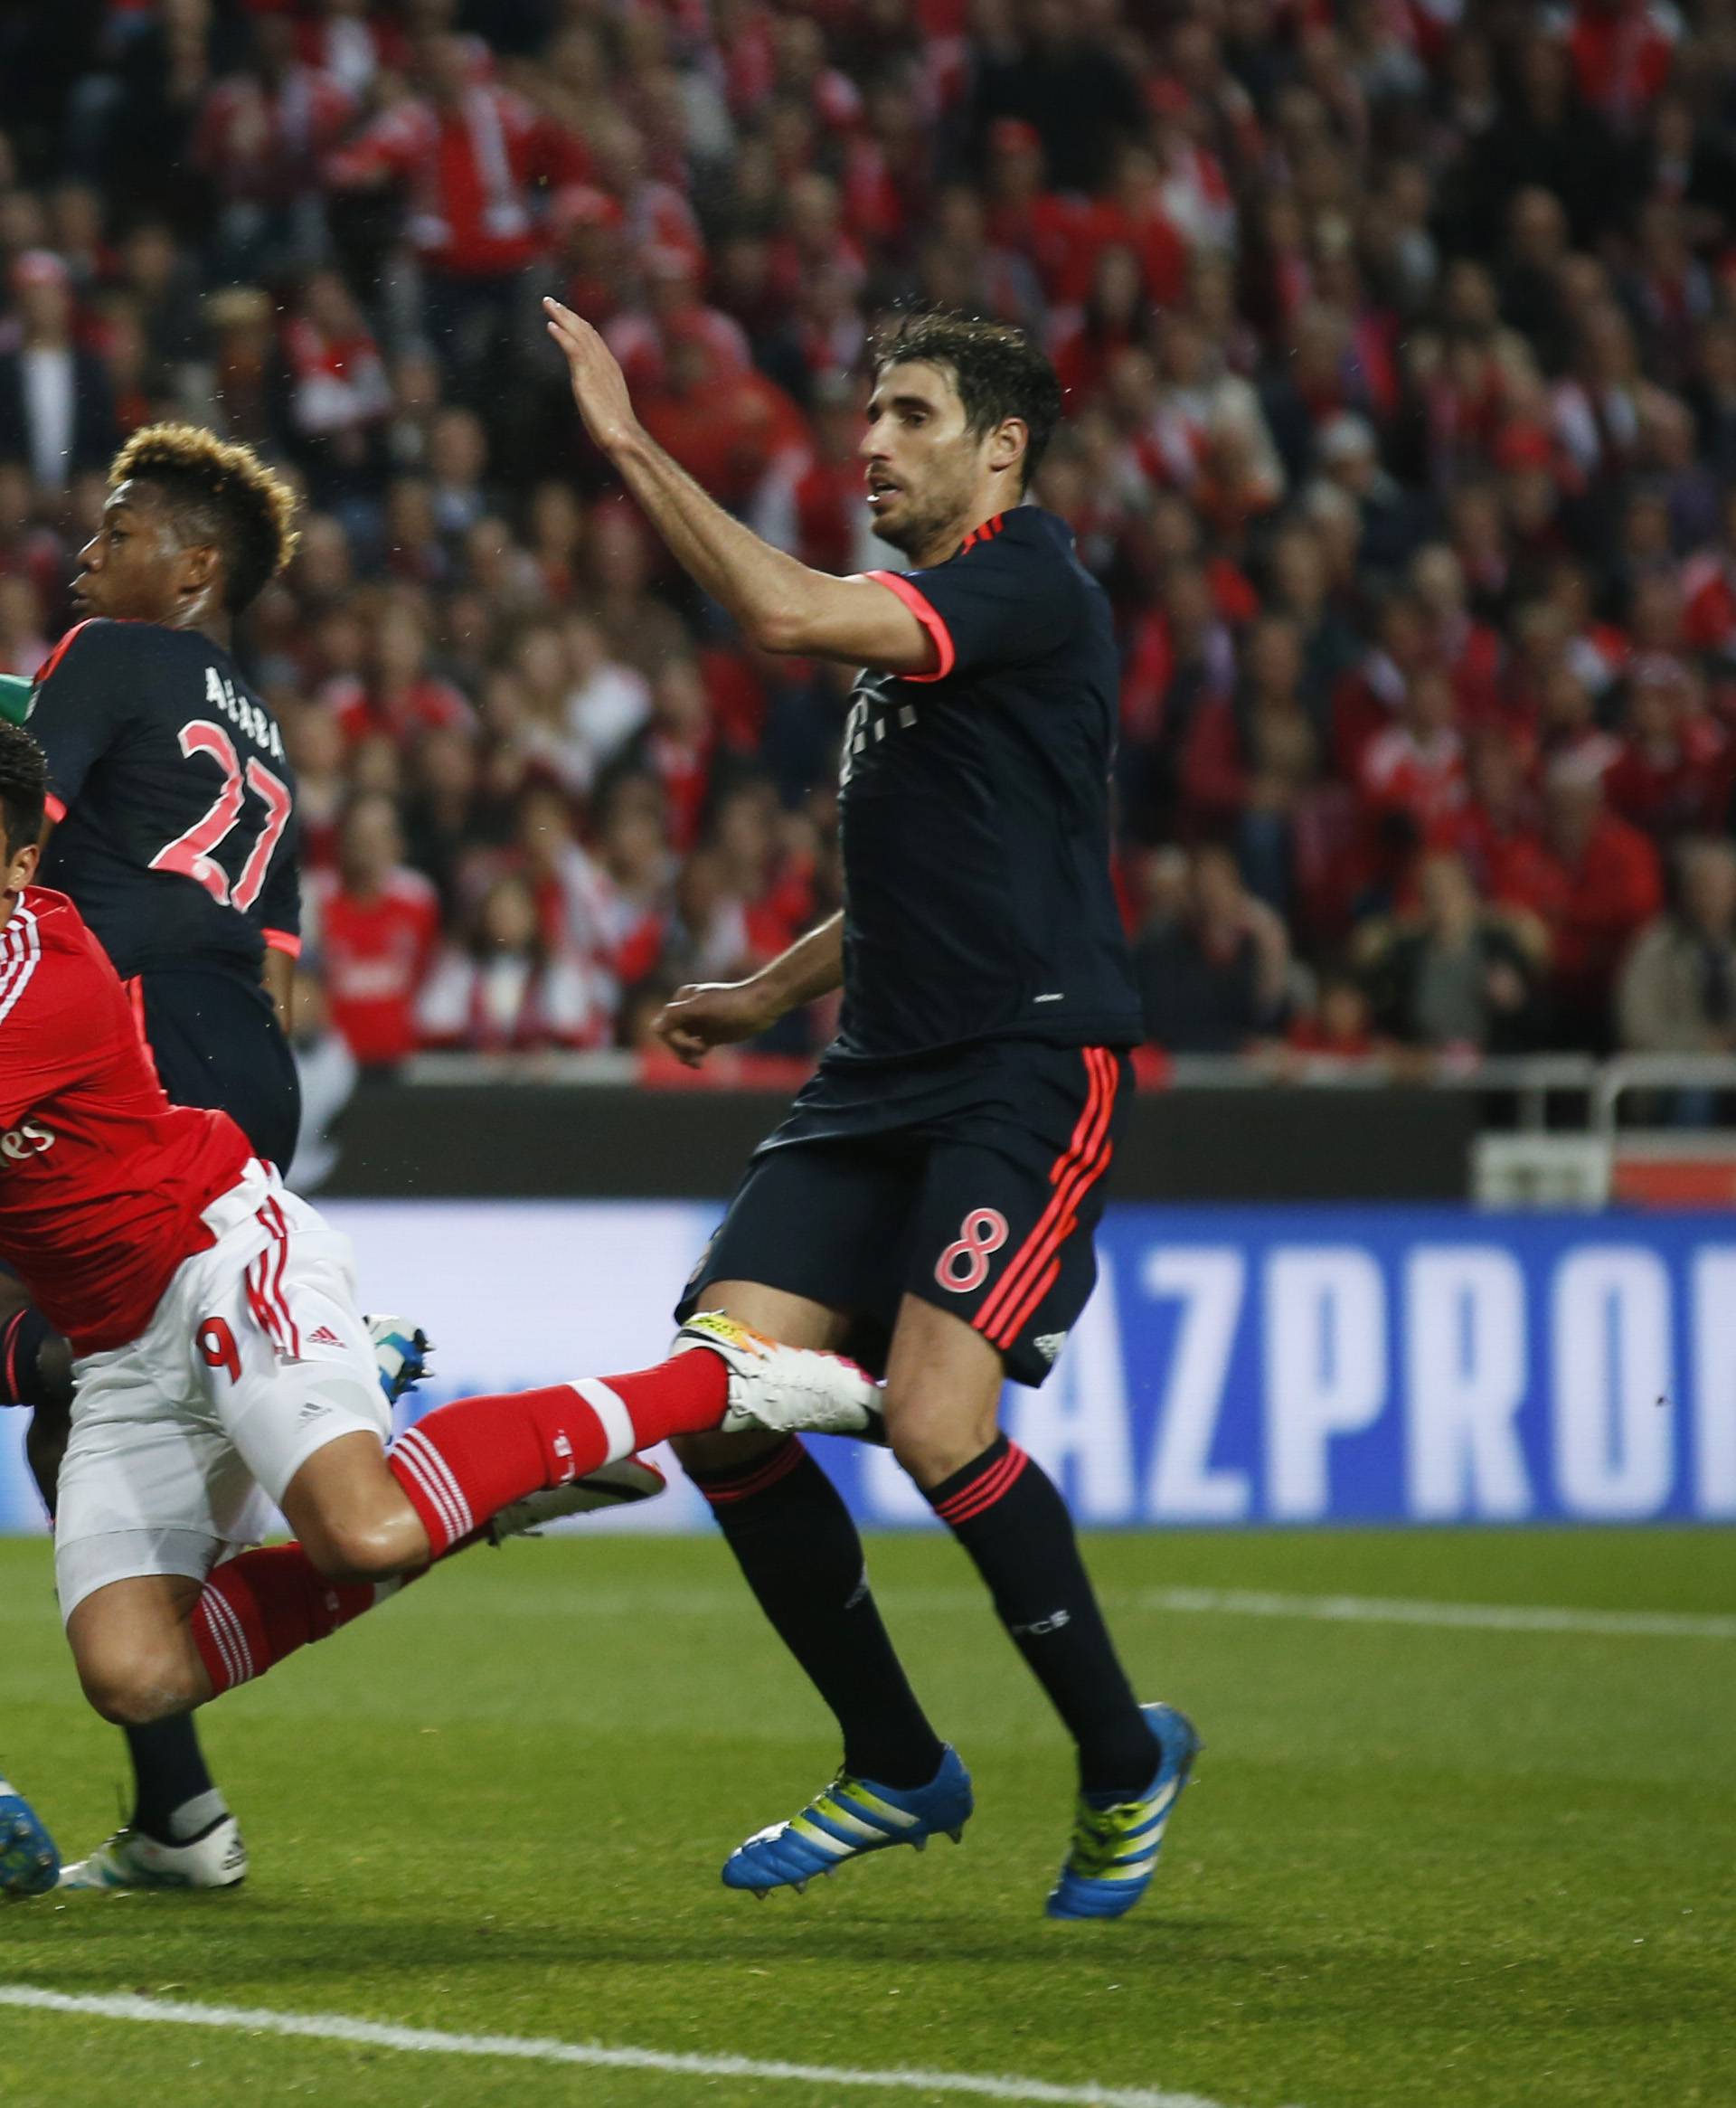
[58,1813,248,1892]
[673,1311,884,1438]
[488,1452,667,1542]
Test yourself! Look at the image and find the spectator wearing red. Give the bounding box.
[1180,614,1321,912]
[766,174,866,307]
[1410,544,1505,724]
[752,377,874,578]
[283,701,348,876]
[295,0,406,103]
[706,779,816,968]
[1287,972,1378,1061]
[1603,657,1731,839]
[193,14,354,276]
[769,14,864,135]
[544,184,629,332]
[326,33,569,388]
[981,120,1084,306]
[1429,723,1559,921]
[1502,759,1664,1042]
[621,657,717,855]
[309,794,442,1071]
[1117,561,1237,841]
[584,112,705,275]
[1536,659,1623,781]
[1156,18,1264,176]
[591,775,674,988]
[841,71,933,255]
[1359,666,1467,837]
[1679,486,1736,659]
[329,606,473,751]
[1051,246,1157,411]
[1493,422,1579,591]
[1562,1,1678,133]
[637,336,807,513]
[1545,559,1631,697]
[1071,143,1190,309]
[607,248,752,393]
[283,267,392,496]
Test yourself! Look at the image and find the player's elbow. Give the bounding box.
[750,600,810,657]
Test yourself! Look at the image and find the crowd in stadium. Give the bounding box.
[5,0,1736,1073]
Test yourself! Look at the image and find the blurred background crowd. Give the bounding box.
[5,0,1736,1079]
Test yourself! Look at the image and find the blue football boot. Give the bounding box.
[722,1747,974,1895]
[0,1778,59,1898]
[1045,1702,1201,1921]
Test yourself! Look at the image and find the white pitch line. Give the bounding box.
[1131,1586,1736,1641]
[0,1986,1276,2108]
[446,1578,1736,1643]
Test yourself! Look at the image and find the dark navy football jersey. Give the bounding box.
[836,505,1141,1062]
[28,619,301,980]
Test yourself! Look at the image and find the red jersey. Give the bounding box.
[309,866,440,1066]
[0,889,251,1355]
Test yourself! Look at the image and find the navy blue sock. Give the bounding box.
[928,1434,1158,1798]
[693,1438,946,1790]
[127,1721,222,1843]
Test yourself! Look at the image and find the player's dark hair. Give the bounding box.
[869,310,1064,491]
[0,720,47,864]
[110,424,300,613]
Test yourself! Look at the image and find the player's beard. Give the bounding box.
[870,485,967,560]
[868,461,977,561]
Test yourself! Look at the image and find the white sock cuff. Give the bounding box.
[572,1376,635,1463]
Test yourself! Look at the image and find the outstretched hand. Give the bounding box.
[652,980,780,1067]
[542,297,638,457]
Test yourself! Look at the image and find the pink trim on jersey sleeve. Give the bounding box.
[43,793,66,825]
[262,929,303,959]
[863,570,956,683]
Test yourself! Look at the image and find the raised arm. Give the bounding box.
[654,912,844,1068]
[542,300,938,676]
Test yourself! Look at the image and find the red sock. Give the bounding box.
[191,1544,400,1697]
[387,1352,729,1555]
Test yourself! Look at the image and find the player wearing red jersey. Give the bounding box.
[0,723,880,1850]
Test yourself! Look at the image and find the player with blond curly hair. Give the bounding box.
[0,425,307,1892]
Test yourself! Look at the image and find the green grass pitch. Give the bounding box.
[1,1527,1731,2108]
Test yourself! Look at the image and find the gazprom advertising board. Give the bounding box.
[2,1203,1732,1531]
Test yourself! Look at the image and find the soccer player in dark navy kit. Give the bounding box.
[546,298,1199,1917]
[0,424,302,1891]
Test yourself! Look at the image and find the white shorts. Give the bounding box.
[55,1159,390,1621]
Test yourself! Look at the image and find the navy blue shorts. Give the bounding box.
[127,965,301,1172]
[675,1039,1131,1387]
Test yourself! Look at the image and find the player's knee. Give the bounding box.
[78,1648,199,1727]
[884,1391,997,1491]
[669,1426,780,1473]
[301,1514,404,1583]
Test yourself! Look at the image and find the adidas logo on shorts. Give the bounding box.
[307,1325,343,1347]
[1032,1332,1069,1365]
